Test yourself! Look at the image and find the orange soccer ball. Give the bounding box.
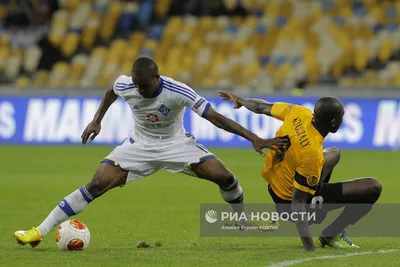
[55,220,90,251]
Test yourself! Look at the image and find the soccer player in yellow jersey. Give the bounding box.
[219,92,382,251]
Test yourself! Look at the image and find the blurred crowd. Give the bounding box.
[0,0,255,87]
[168,0,248,17]
[2,0,59,28]
[2,0,400,91]
[1,0,250,29]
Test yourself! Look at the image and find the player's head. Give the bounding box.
[313,97,345,133]
[132,57,160,98]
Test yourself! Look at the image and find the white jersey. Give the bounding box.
[112,75,210,147]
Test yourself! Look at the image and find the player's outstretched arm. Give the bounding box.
[204,107,289,155]
[218,91,273,115]
[292,187,315,252]
[81,87,118,144]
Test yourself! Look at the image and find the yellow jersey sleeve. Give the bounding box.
[270,102,293,121]
[294,157,324,195]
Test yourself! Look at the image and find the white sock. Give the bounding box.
[220,178,247,222]
[38,186,94,237]
[220,177,244,202]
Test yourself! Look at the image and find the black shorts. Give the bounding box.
[268,182,343,204]
[268,183,343,224]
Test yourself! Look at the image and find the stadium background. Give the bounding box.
[1,0,400,149]
[1,1,400,267]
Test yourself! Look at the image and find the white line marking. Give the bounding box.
[266,249,400,267]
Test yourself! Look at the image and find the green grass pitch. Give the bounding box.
[1,147,399,267]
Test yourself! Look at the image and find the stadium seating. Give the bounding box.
[15,75,31,88]
[4,0,400,89]
[0,35,10,74]
[5,52,22,80]
[23,46,42,73]
[33,70,49,87]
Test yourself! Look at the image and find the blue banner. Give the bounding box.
[0,96,399,149]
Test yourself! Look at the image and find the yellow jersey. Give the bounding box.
[262,103,325,201]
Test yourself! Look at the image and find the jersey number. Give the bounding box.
[276,135,291,162]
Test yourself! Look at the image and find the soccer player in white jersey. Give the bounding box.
[14,57,288,247]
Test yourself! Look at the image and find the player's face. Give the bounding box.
[132,73,159,98]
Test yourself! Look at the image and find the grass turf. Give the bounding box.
[1,147,399,267]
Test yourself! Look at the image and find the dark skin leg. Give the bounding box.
[85,163,128,198]
[83,148,343,202]
[322,146,380,202]
[300,148,381,239]
[321,177,382,237]
[83,158,235,200]
[191,158,247,217]
[190,158,234,186]
[318,148,382,235]
[321,147,341,183]
[335,177,382,203]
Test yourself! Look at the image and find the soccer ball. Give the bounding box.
[55,220,90,251]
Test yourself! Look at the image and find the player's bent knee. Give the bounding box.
[367,177,382,200]
[193,158,235,187]
[86,163,128,198]
[354,177,382,203]
[323,147,341,169]
[215,170,235,187]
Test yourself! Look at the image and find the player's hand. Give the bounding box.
[218,91,242,109]
[81,120,101,145]
[253,136,290,156]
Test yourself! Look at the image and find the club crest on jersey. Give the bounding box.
[147,113,159,122]
[307,175,319,187]
[159,104,171,116]
[194,98,206,110]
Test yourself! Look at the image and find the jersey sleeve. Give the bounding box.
[112,75,134,96]
[190,95,211,118]
[270,102,294,121]
[167,81,211,117]
[294,157,324,195]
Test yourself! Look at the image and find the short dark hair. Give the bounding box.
[314,97,344,125]
[132,57,158,77]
